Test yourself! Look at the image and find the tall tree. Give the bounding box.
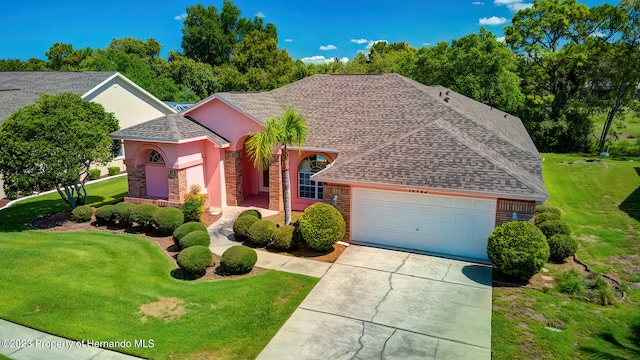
[245,108,308,225]
[0,93,119,207]
[46,43,93,70]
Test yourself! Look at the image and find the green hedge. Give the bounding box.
[535,204,561,218]
[299,203,345,252]
[247,219,277,246]
[220,246,257,275]
[113,202,136,226]
[94,205,115,225]
[107,166,120,176]
[177,245,212,278]
[131,203,159,227]
[238,209,262,219]
[271,225,297,250]
[153,207,184,234]
[538,220,571,239]
[233,215,260,241]
[173,222,207,247]
[534,212,561,226]
[487,221,549,282]
[70,205,93,223]
[179,230,211,249]
[181,194,206,223]
[87,169,101,181]
[548,234,578,263]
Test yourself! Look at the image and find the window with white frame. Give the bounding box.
[298,155,329,199]
[146,150,165,164]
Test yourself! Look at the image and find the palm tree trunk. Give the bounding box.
[281,147,292,225]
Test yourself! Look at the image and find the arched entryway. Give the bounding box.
[145,149,169,198]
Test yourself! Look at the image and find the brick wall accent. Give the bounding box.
[269,154,283,211]
[168,168,187,202]
[125,197,182,208]
[126,164,146,198]
[224,150,243,206]
[323,184,351,242]
[496,199,536,226]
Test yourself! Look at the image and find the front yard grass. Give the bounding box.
[492,153,640,359]
[0,230,318,359]
[0,176,127,232]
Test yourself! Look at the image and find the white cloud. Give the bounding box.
[365,39,388,50]
[479,16,508,25]
[494,0,532,11]
[472,1,485,4]
[284,39,294,43]
[319,44,338,51]
[351,38,368,44]
[497,36,506,42]
[301,56,349,65]
[174,14,186,21]
[422,42,431,46]
[255,12,265,18]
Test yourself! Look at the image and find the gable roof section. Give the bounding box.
[110,114,229,147]
[0,71,175,125]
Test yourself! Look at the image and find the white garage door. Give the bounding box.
[352,188,496,260]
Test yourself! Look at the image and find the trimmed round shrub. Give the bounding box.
[153,207,184,234]
[233,215,260,241]
[113,202,136,226]
[547,234,578,263]
[247,219,277,246]
[70,205,93,223]
[534,211,560,226]
[94,205,116,225]
[487,221,550,282]
[131,203,159,227]
[271,225,297,250]
[220,246,257,274]
[238,209,262,219]
[299,203,346,252]
[177,245,212,277]
[535,204,561,218]
[538,220,571,239]
[179,230,211,249]
[173,221,207,247]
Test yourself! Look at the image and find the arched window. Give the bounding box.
[146,150,165,164]
[298,155,329,199]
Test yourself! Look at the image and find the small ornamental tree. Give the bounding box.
[0,93,119,208]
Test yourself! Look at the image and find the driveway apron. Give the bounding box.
[257,245,492,360]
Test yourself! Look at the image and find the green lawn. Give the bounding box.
[492,153,640,359]
[592,110,640,141]
[0,231,318,359]
[0,176,128,232]
[0,176,319,359]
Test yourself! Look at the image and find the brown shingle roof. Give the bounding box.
[194,74,547,200]
[0,71,117,125]
[110,114,229,147]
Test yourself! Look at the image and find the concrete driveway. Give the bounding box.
[257,245,492,360]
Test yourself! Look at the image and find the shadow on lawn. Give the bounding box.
[619,167,640,223]
[581,321,640,359]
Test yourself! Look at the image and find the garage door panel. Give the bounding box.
[352,188,496,260]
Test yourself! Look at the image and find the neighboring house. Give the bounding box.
[0,71,176,199]
[111,74,548,261]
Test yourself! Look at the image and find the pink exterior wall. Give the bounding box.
[186,165,205,193]
[145,164,168,197]
[186,99,263,151]
[289,151,339,211]
[242,145,261,196]
[204,143,224,209]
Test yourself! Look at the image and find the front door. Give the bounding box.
[260,168,269,192]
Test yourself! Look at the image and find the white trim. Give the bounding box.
[0,174,127,211]
[82,73,177,114]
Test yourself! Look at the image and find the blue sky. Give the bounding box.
[2,0,613,64]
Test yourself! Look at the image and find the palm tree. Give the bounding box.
[245,107,308,225]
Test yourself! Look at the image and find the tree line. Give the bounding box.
[1,0,639,153]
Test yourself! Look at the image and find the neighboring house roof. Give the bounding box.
[0,71,175,125]
[134,73,548,201]
[110,114,230,147]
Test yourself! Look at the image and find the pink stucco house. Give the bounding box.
[110,74,548,260]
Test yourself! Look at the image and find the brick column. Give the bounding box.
[224,150,243,206]
[268,154,283,211]
[168,168,188,202]
[126,164,146,198]
[323,184,351,242]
